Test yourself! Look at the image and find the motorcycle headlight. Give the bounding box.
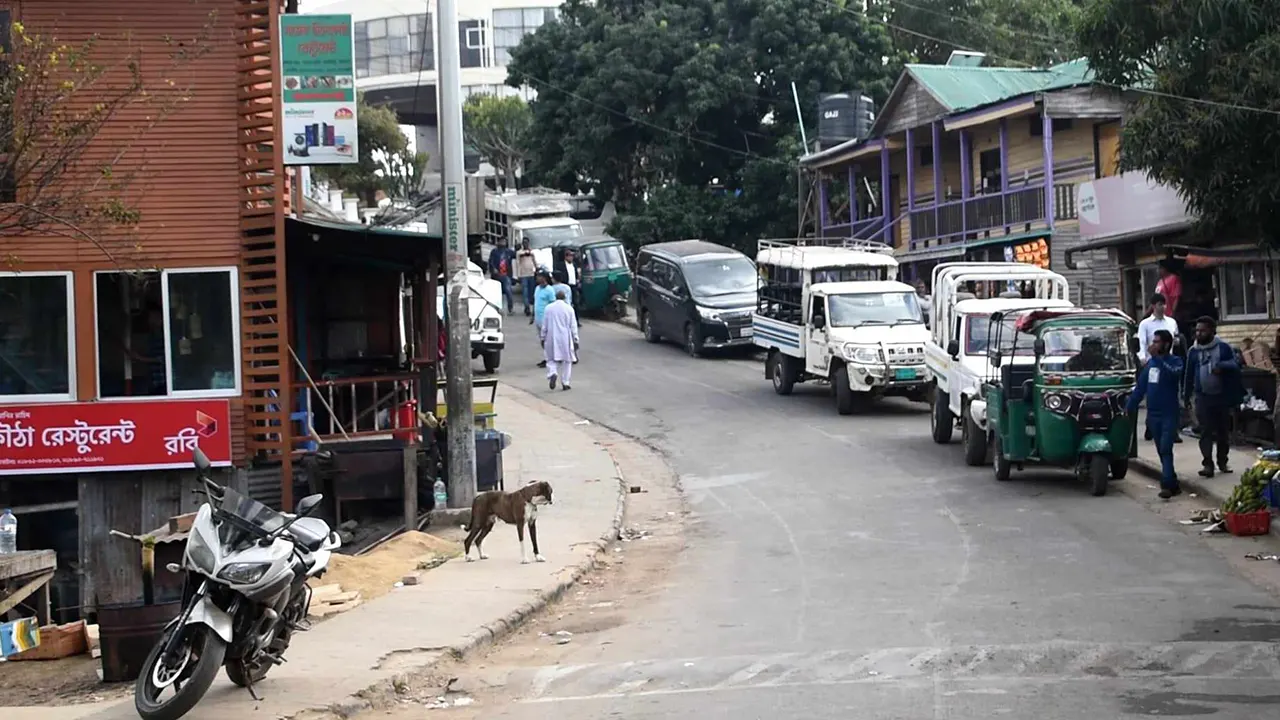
[842,344,882,364]
[696,306,721,321]
[185,533,216,574]
[1044,393,1067,412]
[218,562,271,585]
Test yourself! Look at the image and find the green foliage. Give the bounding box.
[312,95,426,205]
[1078,0,1280,248]
[463,94,532,189]
[877,0,1084,66]
[505,0,903,254]
[0,19,214,263]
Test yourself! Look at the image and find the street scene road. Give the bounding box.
[433,318,1280,719]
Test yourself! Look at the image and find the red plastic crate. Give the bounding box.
[1224,510,1273,537]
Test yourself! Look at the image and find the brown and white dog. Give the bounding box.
[463,481,554,564]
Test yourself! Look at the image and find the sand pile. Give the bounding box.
[320,531,462,602]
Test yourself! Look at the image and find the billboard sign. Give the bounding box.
[280,14,358,166]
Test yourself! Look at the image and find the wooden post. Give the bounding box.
[403,445,418,532]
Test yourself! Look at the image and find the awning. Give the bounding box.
[286,216,443,270]
[1063,222,1194,270]
[895,244,966,263]
[1166,243,1280,268]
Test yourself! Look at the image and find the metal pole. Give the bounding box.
[437,0,477,509]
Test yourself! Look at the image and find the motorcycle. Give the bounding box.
[133,448,340,720]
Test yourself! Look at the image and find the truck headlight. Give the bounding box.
[696,306,722,321]
[218,562,271,585]
[483,317,501,330]
[842,344,882,364]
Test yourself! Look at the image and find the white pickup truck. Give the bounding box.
[926,262,1071,464]
[437,261,506,373]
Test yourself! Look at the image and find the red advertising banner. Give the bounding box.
[0,399,232,475]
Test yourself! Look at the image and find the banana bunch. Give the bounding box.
[1222,462,1277,514]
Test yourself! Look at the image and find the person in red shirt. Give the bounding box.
[1156,262,1181,319]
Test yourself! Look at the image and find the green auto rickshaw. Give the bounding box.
[981,308,1139,496]
[551,235,632,319]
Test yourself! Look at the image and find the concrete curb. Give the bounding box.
[1129,457,1280,538]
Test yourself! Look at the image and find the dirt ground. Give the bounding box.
[0,529,466,708]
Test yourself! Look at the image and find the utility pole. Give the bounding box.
[437,0,476,509]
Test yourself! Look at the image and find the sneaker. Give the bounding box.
[1170,486,1183,497]
[562,384,571,391]
[1218,464,1232,474]
[1158,488,1173,500]
[548,375,557,390]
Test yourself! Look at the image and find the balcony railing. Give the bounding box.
[821,214,887,240]
[907,184,1080,249]
[291,373,422,447]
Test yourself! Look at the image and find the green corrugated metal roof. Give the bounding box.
[907,58,1094,113]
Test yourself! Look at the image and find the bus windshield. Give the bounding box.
[828,292,922,327]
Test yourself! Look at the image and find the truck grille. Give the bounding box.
[886,344,925,365]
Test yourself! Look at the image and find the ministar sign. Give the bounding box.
[0,399,232,475]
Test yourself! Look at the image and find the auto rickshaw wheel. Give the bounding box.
[993,434,1011,482]
[962,405,987,466]
[482,351,501,373]
[1089,454,1110,496]
[931,386,955,444]
[1110,458,1129,480]
[640,310,661,343]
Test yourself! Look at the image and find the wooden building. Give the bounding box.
[799,58,1125,308]
[0,0,442,618]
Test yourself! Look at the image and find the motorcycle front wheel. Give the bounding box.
[134,623,227,720]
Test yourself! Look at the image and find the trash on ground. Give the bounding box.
[630,485,644,493]
[554,630,573,636]
[556,637,571,645]
[1181,509,1222,525]
[620,527,651,541]
[574,419,591,426]
[1244,552,1280,562]
[425,695,475,709]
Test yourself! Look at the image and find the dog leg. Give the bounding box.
[475,519,495,560]
[463,524,479,562]
[530,520,546,562]
[517,521,529,564]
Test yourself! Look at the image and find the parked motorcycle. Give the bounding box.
[134,448,340,720]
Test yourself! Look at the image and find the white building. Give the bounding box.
[307,0,557,173]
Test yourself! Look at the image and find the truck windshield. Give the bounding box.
[828,292,922,327]
[966,316,1035,356]
[1039,327,1135,373]
[684,257,757,297]
[524,225,582,248]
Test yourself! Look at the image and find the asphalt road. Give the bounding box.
[480,315,1280,719]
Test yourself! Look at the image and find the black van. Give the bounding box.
[634,240,758,357]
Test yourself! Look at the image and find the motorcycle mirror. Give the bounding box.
[192,448,212,473]
[295,494,323,517]
[1033,338,1046,357]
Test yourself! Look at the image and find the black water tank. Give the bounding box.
[819,92,876,147]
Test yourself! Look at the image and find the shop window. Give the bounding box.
[95,268,240,399]
[1220,262,1269,320]
[0,272,74,401]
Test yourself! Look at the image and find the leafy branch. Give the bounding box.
[463,94,532,190]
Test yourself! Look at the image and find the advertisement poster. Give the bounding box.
[280,14,358,166]
[0,399,232,475]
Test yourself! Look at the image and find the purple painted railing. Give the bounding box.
[822,214,887,240]
[907,185,1060,249]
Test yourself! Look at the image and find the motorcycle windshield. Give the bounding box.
[216,488,287,548]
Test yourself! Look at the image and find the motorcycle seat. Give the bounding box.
[290,517,330,552]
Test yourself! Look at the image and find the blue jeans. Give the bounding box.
[1148,414,1180,489]
[521,276,536,308]
[497,275,514,311]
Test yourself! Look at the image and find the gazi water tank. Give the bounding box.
[818,93,876,147]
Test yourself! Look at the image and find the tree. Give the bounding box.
[505,0,903,254]
[311,95,427,206]
[0,19,213,264]
[1077,0,1280,247]
[463,94,532,190]
[876,0,1084,67]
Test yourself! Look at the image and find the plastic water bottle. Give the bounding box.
[0,509,17,554]
[433,480,448,510]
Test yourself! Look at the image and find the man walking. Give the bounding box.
[1128,329,1184,499]
[488,240,516,314]
[1137,292,1182,442]
[540,289,579,390]
[1183,316,1242,477]
[515,239,537,316]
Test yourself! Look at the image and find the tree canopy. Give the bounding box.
[312,95,426,206]
[877,0,1084,67]
[463,94,532,190]
[1078,0,1280,247]
[505,0,903,253]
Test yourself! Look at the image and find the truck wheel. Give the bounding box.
[962,406,987,466]
[931,386,954,444]
[770,352,795,396]
[1110,458,1129,480]
[640,310,661,343]
[993,435,1011,482]
[833,366,856,415]
[482,351,501,373]
[1090,454,1110,496]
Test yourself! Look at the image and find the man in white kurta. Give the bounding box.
[540,290,579,390]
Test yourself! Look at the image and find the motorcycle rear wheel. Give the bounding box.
[225,658,271,687]
[134,624,227,720]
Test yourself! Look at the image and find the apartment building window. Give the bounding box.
[356,14,433,78]
[459,19,489,69]
[0,272,75,402]
[1220,261,1270,320]
[492,7,557,65]
[95,268,240,399]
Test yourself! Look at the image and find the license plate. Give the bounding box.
[736,327,753,338]
[894,367,917,380]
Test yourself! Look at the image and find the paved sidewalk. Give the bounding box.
[1130,409,1279,537]
[17,385,626,720]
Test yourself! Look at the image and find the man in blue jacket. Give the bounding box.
[1128,329,1185,499]
[1183,316,1242,477]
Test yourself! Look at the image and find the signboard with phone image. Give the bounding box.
[280,14,358,165]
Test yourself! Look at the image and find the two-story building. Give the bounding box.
[799,57,1127,308]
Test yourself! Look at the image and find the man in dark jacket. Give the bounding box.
[1183,316,1242,477]
[1128,329,1184,498]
